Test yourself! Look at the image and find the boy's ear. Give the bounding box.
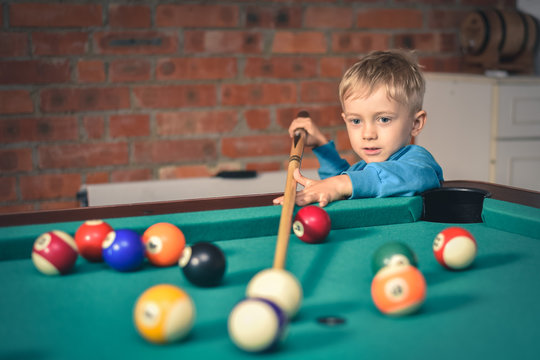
[411,110,426,137]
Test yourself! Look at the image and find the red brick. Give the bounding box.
[305,7,353,28]
[77,60,106,83]
[134,139,217,164]
[156,4,238,27]
[39,143,129,169]
[0,33,29,57]
[0,7,2,27]
[395,33,457,53]
[0,148,32,172]
[184,31,262,54]
[157,57,237,80]
[156,110,238,135]
[158,165,212,180]
[244,57,317,78]
[272,31,327,53]
[357,9,423,29]
[0,90,33,115]
[10,3,102,28]
[277,105,343,129]
[0,60,70,85]
[320,57,356,78]
[222,134,291,158]
[110,58,151,83]
[244,6,302,28]
[0,177,17,202]
[420,56,463,73]
[336,130,353,151]
[332,32,390,53]
[20,173,82,201]
[133,85,216,109]
[301,81,340,103]
[32,32,88,56]
[221,83,297,106]
[111,168,152,182]
[109,5,151,28]
[83,116,105,140]
[0,116,78,143]
[86,172,109,184]
[40,87,130,112]
[94,31,178,55]
[428,10,468,29]
[109,114,150,138]
[245,109,271,130]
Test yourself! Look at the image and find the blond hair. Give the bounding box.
[339,50,425,115]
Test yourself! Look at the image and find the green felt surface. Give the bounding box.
[1,197,539,360]
[0,196,422,261]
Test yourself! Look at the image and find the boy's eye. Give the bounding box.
[379,117,391,124]
[351,118,361,125]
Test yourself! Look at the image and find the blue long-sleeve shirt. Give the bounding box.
[313,141,444,199]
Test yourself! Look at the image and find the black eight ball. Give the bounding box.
[179,242,226,287]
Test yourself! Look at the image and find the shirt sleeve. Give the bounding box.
[343,145,444,199]
[312,141,351,179]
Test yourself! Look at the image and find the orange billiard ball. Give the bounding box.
[142,223,186,267]
[75,220,113,262]
[371,265,426,316]
[134,284,195,344]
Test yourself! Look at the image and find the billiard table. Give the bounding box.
[1,181,539,360]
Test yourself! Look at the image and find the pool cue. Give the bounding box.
[273,111,309,269]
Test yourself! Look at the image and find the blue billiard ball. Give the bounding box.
[102,229,145,272]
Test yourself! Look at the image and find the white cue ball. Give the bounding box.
[228,298,287,352]
[246,268,303,318]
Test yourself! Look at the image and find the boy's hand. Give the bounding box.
[289,115,328,148]
[273,169,352,207]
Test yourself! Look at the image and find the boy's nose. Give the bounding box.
[362,124,377,140]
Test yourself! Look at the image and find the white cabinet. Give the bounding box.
[416,73,540,191]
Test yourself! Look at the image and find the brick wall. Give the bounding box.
[0,0,516,213]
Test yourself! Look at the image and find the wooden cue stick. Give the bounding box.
[273,111,309,269]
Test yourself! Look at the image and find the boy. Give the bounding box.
[274,50,443,207]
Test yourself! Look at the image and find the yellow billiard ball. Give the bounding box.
[133,284,195,344]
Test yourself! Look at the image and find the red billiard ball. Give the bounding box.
[292,205,331,244]
[75,220,113,262]
[32,230,78,275]
[433,227,477,270]
[371,265,426,316]
[142,223,186,267]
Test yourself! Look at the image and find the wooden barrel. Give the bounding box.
[460,9,538,61]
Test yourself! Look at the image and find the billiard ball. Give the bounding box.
[134,284,195,344]
[246,268,303,318]
[102,229,145,272]
[75,220,113,262]
[371,241,418,275]
[433,227,477,270]
[31,230,78,275]
[179,242,226,287]
[292,205,331,244]
[142,222,186,267]
[371,264,426,316]
[228,297,288,352]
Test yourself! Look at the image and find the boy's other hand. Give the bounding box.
[289,116,328,148]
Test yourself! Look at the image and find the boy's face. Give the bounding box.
[341,85,425,164]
